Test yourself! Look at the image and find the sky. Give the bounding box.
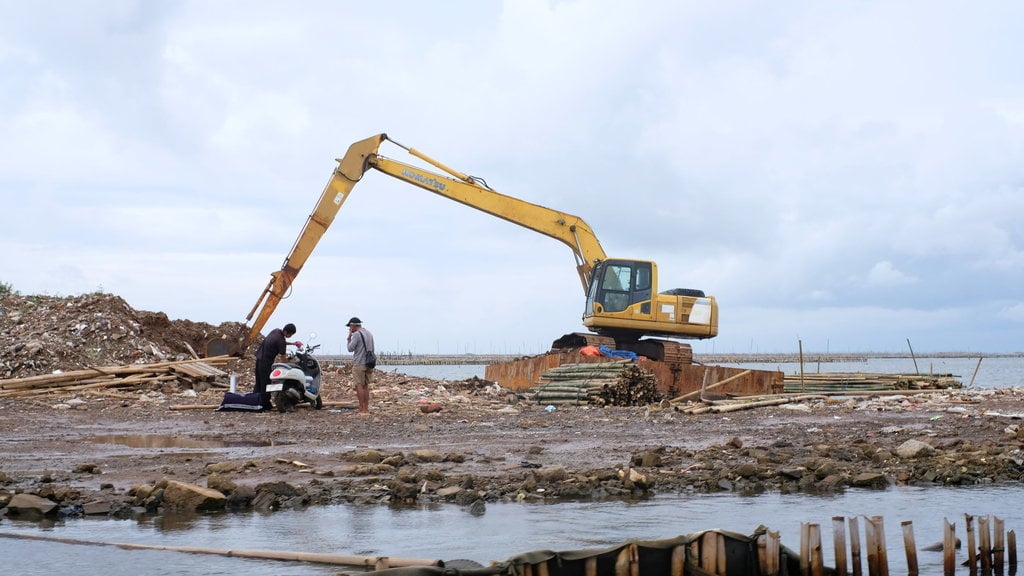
[1,1,1022,356]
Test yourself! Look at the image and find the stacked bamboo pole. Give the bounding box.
[783,372,962,393]
[0,356,231,398]
[532,363,660,406]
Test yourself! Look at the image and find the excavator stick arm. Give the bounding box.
[244,135,387,343]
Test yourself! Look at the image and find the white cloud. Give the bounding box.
[1,1,1022,354]
[864,261,917,288]
[1000,303,1024,323]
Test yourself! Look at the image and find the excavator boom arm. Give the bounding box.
[246,134,607,342]
[367,155,607,284]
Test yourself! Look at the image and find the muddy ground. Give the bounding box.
[1,292,1023,519]
[3,373,1024,519]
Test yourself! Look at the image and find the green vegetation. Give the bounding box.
[0,281,17,296]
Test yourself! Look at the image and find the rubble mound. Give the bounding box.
[0,291,248,379]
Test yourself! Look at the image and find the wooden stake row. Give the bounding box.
[793,514,1018,576]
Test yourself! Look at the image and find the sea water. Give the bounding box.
[3,486,1023,575]
[391,355,1024,389]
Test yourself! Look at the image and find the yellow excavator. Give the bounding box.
[244,134,717,362]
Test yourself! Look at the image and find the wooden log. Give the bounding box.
[968,356,983,388]
[615,545,630,576]
[801,523,811,576]
[757,533,768,576]
[1008,529,1016,573]
[0,531,440,567]
[943,518,956,576]
[534,392,591,400]
[809,523,824,576]
[872,516,890,576]
[701,531,719,575]
[716,533,725,576]
[834,516,849,576]
[980,516,992,573]
[865,517,879,576]
[966,514,978,573]
[850,517,863,576]
[0,374,177,398]
[673,402,711,414]
[995,517,1006,573]
[1,356,232,391]
[670,544,685,576]
[709,394,826,413]
[761,530,780,576]
[901,521,918,576]
[534,399,588,406]
[535,383,604,391]
[687,541,700,573]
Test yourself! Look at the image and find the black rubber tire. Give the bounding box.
[313,395,323,410]
[444,559,484,569]
[275,387,299,413]
[272,391,288,413]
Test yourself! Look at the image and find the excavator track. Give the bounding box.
[551,333,692,363]
[617,339,693,363]
[550,332,617,351]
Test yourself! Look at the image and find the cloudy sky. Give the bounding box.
[2,1,1022,356]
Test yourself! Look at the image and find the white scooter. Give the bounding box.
[266,338,323,413]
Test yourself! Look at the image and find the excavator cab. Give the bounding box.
[587,259,652,314]
[583,259,718,359]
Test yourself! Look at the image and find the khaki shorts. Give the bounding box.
[353,364,374,387]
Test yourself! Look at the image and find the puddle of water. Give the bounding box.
[85,434,281,449]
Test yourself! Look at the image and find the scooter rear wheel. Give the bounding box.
[275,387,301,413]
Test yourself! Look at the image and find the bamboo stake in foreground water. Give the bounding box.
[0,532,443,568]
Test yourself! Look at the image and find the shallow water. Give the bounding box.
[390,356,1024,389]
[3,486,1022,575]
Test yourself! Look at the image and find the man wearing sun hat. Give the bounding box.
[345,316,375,414]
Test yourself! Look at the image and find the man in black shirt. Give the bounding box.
[254,323,297,409]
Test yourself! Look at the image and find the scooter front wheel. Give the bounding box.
[314,395,323,410]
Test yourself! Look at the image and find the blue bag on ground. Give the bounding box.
[217,392,265,412]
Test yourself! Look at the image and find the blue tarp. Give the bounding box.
[598,345,637,361]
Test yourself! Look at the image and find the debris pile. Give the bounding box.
[0,291,248,379]
[532,362,661,406]
[0,356,231,399]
